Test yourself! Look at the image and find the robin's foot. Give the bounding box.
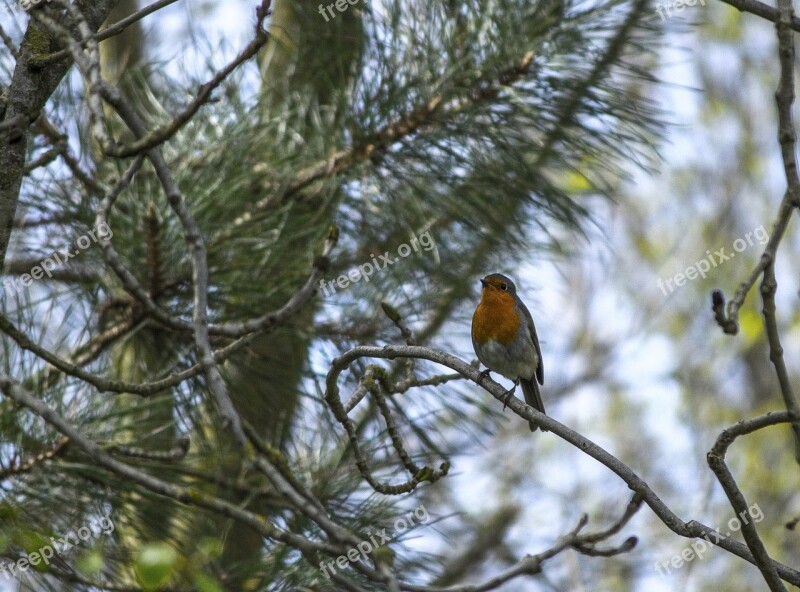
[477,369,492,384]
[502,380,519,410]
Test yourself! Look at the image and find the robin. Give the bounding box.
[471,273,546,432]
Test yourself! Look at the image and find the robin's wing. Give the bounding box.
[520,302,544,385]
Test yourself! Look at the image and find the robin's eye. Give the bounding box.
[500,283,508,291]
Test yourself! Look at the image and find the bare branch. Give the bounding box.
[325,344,800,586]
[708,412,793,591]
[30,0,184,68]
[0,373,341,556]
[0,374,408,589]
[97,0,180,39]
[713,0,800,336]
[0,0,119,270]
[408,504,640,592]
[0,437,69,480]
[105,25,269,157]
[759,263,800,463]
[716,0,800,31]
[0,21,18,59]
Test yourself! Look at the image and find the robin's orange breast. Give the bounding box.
[471,292,521,345]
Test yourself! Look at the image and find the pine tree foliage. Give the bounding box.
[0,0,691,590]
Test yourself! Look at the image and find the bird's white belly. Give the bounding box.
[476,338,537,381]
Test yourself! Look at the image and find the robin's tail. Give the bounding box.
[520,378,547,432]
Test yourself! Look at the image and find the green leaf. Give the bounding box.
[562,170,592,193]
[135,542,178,590]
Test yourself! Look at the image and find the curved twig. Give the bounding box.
[324,344,800,586]
[708,412,796,591]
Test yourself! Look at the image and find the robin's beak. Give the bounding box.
[480,278,487,288]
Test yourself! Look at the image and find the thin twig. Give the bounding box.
[0,438,69,480]
[105,26,269,157]
[712,0,800,335]
[708,412,791,591]
[0,21,18,59]
[35,114,107,194]
[0,374,399,588]
[325,344,800,586]
[30,0,183,67]
[0,374,341,557]
[716,0,800,32]
[760,264,800,463]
